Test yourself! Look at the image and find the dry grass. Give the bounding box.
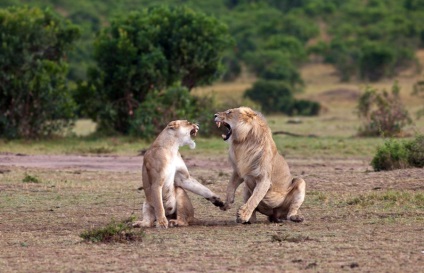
[1,158,423,272]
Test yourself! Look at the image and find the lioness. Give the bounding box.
[134,120,224,228]
[214,107,306,224]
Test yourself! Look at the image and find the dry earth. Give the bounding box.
[0,153,423,272]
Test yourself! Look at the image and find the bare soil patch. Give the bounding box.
[0,154,423,272]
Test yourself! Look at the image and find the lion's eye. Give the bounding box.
[227,111,232,115]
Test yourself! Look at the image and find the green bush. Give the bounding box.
[244,80,294,113]
[293,100,321,116]
[129,86,218,139]
[244,80,320,116]
[0,6,80,139]
[404,135,424,168]
[371,135,424,171]
[357,83,412,137]
[77,6,232,134]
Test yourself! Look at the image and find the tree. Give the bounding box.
[0,6,80,138]
[77,6,232,134]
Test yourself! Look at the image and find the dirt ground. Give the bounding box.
[0,153,423,272]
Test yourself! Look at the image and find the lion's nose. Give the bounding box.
[214,114,218,118]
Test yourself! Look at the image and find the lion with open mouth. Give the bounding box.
[133,120,224,228]
[214,107,306,224]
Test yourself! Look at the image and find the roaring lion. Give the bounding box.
[214,107,306,223]
[133,120,224,228]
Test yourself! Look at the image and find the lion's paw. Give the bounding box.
[289,215,304,223]
[156,217,169,228]
[220,202,232,211]
[208,196,225,208]
[132,220,153,228]
[236,205,251,224]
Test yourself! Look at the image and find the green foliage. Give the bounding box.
[371,139,410,171]
[22,174,41,183]
[78,6,232,134]
[3,0,424,86]
[371,135,424,171]
[244,80,320,116]
[130,86,218,139]
[357,83,412,137]
[315,1,420,81]
[0,6,80,139]
[404,135,424,168]
[80,218,144,243]
[245,51,304,90]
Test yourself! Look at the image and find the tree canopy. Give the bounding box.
[0,6,80,138]
[76,5,232,134]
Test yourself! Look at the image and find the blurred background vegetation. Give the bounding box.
[1,0,424,143]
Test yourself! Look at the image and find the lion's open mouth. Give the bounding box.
[190,127,198,137]
[216,121,232,141]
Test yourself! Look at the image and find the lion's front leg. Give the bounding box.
[221,172,244,211]
[150,185,168,228]
[175,171,224,208]
[237,176,271,224]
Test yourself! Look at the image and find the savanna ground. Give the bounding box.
[1,55,424,272]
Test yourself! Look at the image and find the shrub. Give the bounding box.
[78,6,232,134]
[129,86,218,139]
[244,80,294,113]
[357,83,412,137]
[371,135,424,171]
[371,139,410,171]
[0,6,80,139]
[244,79,320,116]
[404,135,424,168]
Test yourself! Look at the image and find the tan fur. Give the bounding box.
[214,107,306,223]
[133,120,224,228]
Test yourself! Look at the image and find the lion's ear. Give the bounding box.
[167,121,179,130]
[245,110,257,119]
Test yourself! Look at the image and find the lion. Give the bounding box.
[133,120,224,228]
[214,107,306,224]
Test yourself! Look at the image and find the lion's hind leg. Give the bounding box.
[271,177,306,223]
[169,187,195,227]
[285,177,306,222]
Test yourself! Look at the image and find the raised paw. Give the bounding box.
[289,215,304,223]
[207,196,225,208]
[155,217,169,228]
[236,205,251,224]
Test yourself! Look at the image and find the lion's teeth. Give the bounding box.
[221,134,226,139]
[216,121,221,128]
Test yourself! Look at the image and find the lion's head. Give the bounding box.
[166,120,199,149]
[214,107,269,142]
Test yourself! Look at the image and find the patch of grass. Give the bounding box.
[345,191,424,208]
[80,217,144,243]
[22,174,41,183]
